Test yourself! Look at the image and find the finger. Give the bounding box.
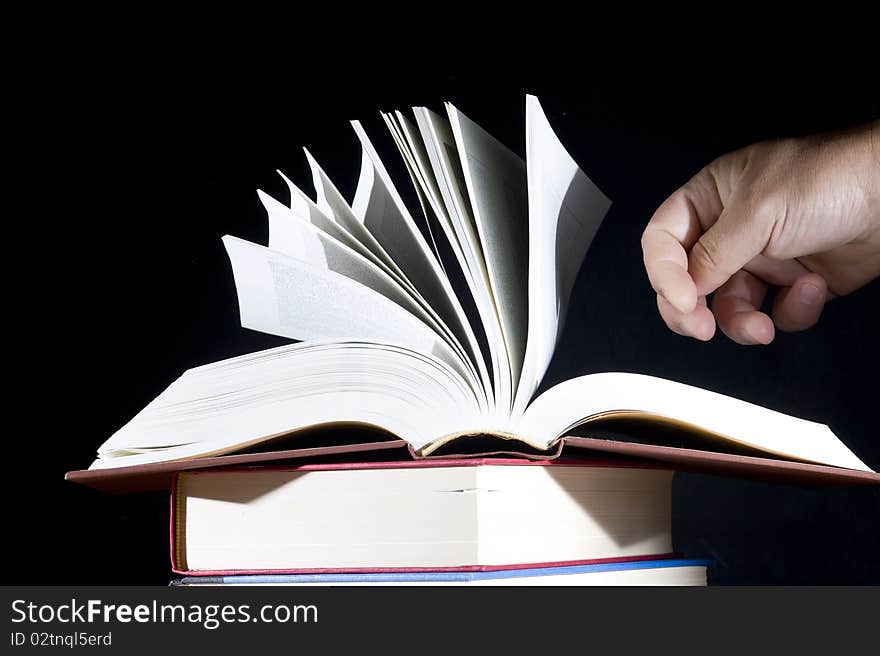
[642,168,723,314]
[711,270,775,345]
[657,293,716,341]
[771,273,828,332]
[642,227,698,313]
[688,199,775,298]
[743,254,811,288]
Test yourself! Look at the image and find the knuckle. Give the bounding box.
[749,192,785,223]
[691,237,722,272]
[741,191,787,257]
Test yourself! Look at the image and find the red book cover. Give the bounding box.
[67,434,880,494]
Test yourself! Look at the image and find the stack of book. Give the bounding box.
[169,459,711,586]
[66,96,878,585]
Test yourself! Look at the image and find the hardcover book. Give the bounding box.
[171,459,679,574]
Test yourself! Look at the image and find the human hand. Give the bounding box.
[641,121,880,344]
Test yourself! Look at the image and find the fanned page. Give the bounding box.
[412,107,507,420]
[271,169,463,338]
[280,147,488,404]
[221,236,477,392]
[265,177,394,272]
[252,192,469,369]
[412,108,492,294]
[512,373,873,472]
[376,112,446,269]
[447,103,529,411]
[348,125,455,326]
[512,96,612,416]
[347,122,491,400]
[304,149,419,289]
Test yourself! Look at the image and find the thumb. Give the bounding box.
[688,202,771,296]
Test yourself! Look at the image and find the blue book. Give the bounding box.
[172,558,711,586]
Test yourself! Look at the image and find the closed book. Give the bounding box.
[172,458,679,575]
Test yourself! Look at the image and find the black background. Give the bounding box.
[12,55,879,585]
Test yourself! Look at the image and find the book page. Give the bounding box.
[252,199,470,360]
[447,103,528,405]
[304,149,412,286]
[93,341,484,468]
[270,173,394,273]
[349,122,493,406]
[386,111,509,388]
[268,175,458,327]
[267,173,486,400]
[255,194,481,387]
[414,107,488,285]
[221,235,476,391]
[349,121,447,305]
[512,95,612,416]
[376,113,445,270]
[386,111,464,271]
[415,107,510,414]
[307,146,456,330]
[516,372,873,472]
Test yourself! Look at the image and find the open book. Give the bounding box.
[76,96,876,486]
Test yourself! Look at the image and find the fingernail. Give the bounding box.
[747,325,773,345]
[798,283,823,305]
